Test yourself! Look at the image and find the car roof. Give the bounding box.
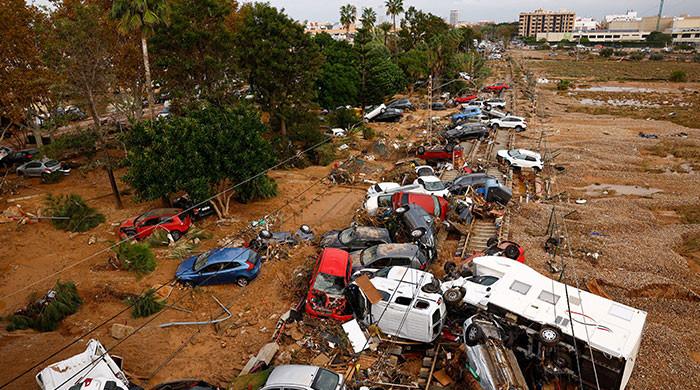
[318,248,350,275]
[418,175,441,183]
[515,149,541,158]
[141,208,182,218]
[373,243,420,258]
[206,247,253,265]
[353,226,391,239]
[265,365,320,387]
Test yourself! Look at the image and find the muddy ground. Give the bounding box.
[0,50,698,390]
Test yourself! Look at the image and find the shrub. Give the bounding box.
[7,281,82,332]
[115,242,157,276]
[649,53,664,61]
[235,175,278,203]
[693,54,700,63]
[41,129,99,160]
[613,50,626,57]
[126,289,165,318]
[45,194,105,232]
[361,125,376,140]
[314,144,338,166]
[629,52,645,61]
[328,107,361,130]
[669,70,688,82]
[41,170,63,184]
[557,80,572,91]
[599,48,614,58]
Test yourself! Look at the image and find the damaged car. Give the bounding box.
[305,248,353,321]
[416,144,463,162]
[118,208,192,241]
[497,149,543,171]
[442,123,490,142]
[248,224,314,252]
[176,247,262,287]
[320,225,392,252]
[350,243,430,274]
[394,204,437,260]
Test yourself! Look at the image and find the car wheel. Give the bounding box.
[492,123,499,130]
[170,230,182,241]
[504,244,520,260]
[515,125,523,132]
[421,280,441,294]
[443,287,466,305]
[539,326,561,346]
[236,277,249,287]
[417,146,426,155]
[465,323,485,346]
[443,261,457,274]
[534,167,542,173]
[486,236,499,248]
[445,144,454,153]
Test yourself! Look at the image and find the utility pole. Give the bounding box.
[428,75,433,144]
[656,0,665,32]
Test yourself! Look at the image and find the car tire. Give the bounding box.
[237,277,250,287]
[445,144,454,153]
[539,326,561,346]
[443,287,466,305]
[465,323,485,346]
[515,125,523,132]
[534,167,542,173]
[421,280,441,294]
[170,230,182,241]
[417,146,426,155]
[486,237,499,248]
[504,244,520,260]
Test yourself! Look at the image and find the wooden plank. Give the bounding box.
[355,275,382,304]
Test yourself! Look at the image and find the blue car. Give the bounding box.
[451,106,482,123]
[176,247,262,287]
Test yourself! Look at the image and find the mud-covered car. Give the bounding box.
[394,204,437,260]
[248,224,314,253]
[320,226,392,252]
[350,243,429,274]
[447,173,496,195]
[416,144,463,162]
[305,248,353,321]
[442,123,490,142]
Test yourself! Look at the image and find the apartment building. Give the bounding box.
[519,9,575,37]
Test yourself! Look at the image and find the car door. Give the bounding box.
[219,261,244,284]
[196,263,225,285]
[23,161,43,176]
[136,216,161,239]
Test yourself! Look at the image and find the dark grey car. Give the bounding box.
[320,226,392,252]
[395,204,437,260]
[442,123,490,142]
[350,243,429,273]
[448,173,497,195]
[386,98,415,111]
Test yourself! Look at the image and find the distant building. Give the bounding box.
[519,9,575,37]
[536,31,650,43]
[604,10,639,23]
[574,17,597,31]
[671,16,700,44]
[450,10,459,26]
[305,21,357,42]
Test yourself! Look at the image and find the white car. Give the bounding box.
[497,149,543,171]
[261,365,345,390]
[367,182,400,197]
[484,99,506,109]
[412,176,450,198]
[415,165,435,177]
[489,116,527,132]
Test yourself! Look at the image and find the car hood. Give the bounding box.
[176,256,197,279]
[119,217,137,229]
[496,150,508,158]
[320,231,341,248]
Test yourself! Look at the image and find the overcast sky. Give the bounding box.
[29,0,700,24]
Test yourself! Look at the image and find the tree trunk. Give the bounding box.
[279,115,287,137]
[87,86,123,209]
[141,32,155,119]
[392,16,396,33]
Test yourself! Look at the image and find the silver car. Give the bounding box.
[261,365,345,390]
[16,159,70,177]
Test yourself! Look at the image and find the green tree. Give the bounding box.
[232,3,322,136]
[315,33,360,108]
[384,0,404,32]
[149,0,236,105]
[398,48,429,94]
[360,7,377,32]
[111,0,170,118]
[377,21,393,46]
[358,42,405,105]
[646,31,672,47]
[123,105,278,217]
[398,7,450,52]
[495,23,517,48]
[339,4,357,35]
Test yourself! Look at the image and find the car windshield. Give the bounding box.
[313,272,346,295]
[45,160,59,167]
[377,195,392,208]
[417,167,433,176]
[360,246,379,265]
[311,368,340,390]
[338,228,355,245]
[423,180,445,191]
[508,150,521,158]
[193,251,211,271]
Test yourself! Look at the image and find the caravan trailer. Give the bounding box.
[347,266,446,343]
[441,256,647,390]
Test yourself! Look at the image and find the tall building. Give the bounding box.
[574,17,597,31]
[604,10,639,23]
[519,9,575,37]
[450,10,459,26]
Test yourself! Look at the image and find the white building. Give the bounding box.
[604,10,639,23]
[574,17,597,31]
[450,10,459,26]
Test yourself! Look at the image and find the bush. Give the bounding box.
[41,170,63,184]
[7,281,82,332]
[126,289,165,318]
[45,194,105,232]
[115,242,157,276]
[235,175,278,203]
[314,144,337,166]
[693,54,700,63]
[557,80,572,91]
[600,48,614,58]
[613,50,626,57]
[361,125,376,140]
[41,129,99,160]
[328,108,361,130]
[629,52,645,61]
[649,53,664,61]
[669,70,688,82]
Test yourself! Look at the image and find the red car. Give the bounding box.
[118,208,192,241]
[482,83,510,93]
[391,192,449,220]
[305,248,353,321]
[453,94,478,104]
[417,144,463,161]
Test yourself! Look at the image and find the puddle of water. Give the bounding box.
[579,98,660,108]
[582,184,662,197]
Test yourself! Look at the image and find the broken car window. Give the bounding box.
[422,181,445,191]
[311,368,340,390]
[338,228,355,245]
[314,272,346,295]
[193,251,211,271]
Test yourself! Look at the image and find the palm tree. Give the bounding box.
[377,22,392,46]
[384,0,404,32]
[111,0,170,118]
[360,7,377,32]
[339,4,357,36]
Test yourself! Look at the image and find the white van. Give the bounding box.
[347,266,446,343]
[363,183,422,216]
[36,339,131,390]
[442,256,647,390]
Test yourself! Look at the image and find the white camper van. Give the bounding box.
[347,266,446,343]
[442,256,647,390]
[36,339,132,390]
